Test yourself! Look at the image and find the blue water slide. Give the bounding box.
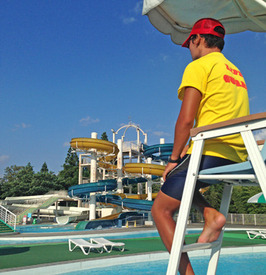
[68,179,117,198]
[76,211,144,230]
[97,194,153,211]
[68,179,154,211]
[121,198,153,211]
[123,176,158,182]
[143,143,173,161]
[68,178,149,198]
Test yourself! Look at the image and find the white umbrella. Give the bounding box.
[142,0,266,45]
[248,192,266,203]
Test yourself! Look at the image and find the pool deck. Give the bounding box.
[1,224,266,274]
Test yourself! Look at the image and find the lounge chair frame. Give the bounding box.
[166,112,266,275]
[246,230,266,239]
[90,237,125,253]
[68,238,104,255]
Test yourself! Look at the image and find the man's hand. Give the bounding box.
[162,162,178,181]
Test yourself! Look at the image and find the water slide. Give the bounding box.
[68,138,169,227]
[68,177,155,210]
[4,194,64,223]
[76,211,145,230]
[69,181,155,228]
[68,179,117,198]
[97,194,154,211]
[124,163,165,177]
[70,137,119,156]
[143,143,173,161]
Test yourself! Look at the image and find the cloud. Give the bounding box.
[254,129,266,140]
[0,155,10,163]
[153,131,171,137]
[133,1,143,14]
[12,122,31,131]
[249,96,257,102]
[123,17,136,24]
[161,54,169,62]
[79,116,100,126]
[122,1,142,25]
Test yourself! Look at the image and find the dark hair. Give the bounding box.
[200,26,225,51]
[190,27,225,51]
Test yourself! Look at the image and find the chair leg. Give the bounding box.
[241,130,266,196]
[105,246,112,253]
[97,247,104,254]
[81,247,90,255]
[166,139,205,275]
[69,240,76,252]
[207,183,233,275]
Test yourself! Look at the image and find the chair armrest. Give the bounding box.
[190,112,266,138]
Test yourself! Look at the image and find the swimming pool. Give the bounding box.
[16,223,76,233]
[0,228,202,245]
[64,252,266,275]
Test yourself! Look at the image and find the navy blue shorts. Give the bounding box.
[161,154,236,201]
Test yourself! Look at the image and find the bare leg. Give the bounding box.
[193,191,226,243]
[151,191,194,275]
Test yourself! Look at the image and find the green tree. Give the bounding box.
[0,163,34,199]
[101,132,108,141]
[203,184,266,214]
[230,186,266,214]
[203,183,224,211]
[57,147,79,189]
[30,171,61,195]
[28,162,62,195]
[40,162,49,173]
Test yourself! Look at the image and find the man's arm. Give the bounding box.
[162,87,202,181]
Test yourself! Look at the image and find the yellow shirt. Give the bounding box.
[178,52,250,162]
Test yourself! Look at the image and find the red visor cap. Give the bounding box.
[182,18,225,48]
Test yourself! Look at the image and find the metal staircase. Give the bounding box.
[0,205,16,232]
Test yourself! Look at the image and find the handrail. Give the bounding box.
[0,205,16,231]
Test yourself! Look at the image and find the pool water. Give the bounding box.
[16,224,200,236]
[65,252,266,275]
[16,224,76,233]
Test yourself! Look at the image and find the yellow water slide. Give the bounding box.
[70,137,119,171]
[70,138,119,156]
[124,163,165,177]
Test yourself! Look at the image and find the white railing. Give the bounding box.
[0,205,16,231]
[123,141,139,152]
[226,213,266,226]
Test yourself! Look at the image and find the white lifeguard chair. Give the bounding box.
[167,112,266,274]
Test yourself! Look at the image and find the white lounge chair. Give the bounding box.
[246,230,266,239]
[90,237,125,253]
[68,238,104,255]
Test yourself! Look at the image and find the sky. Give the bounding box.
[1,1,265,176]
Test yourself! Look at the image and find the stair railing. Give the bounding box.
[0,205,16,231]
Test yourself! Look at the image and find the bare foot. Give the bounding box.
[197,210,226,243]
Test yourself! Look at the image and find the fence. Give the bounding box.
[226,213,266,226]
[0,205,16,231]
[190,212,266,226]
